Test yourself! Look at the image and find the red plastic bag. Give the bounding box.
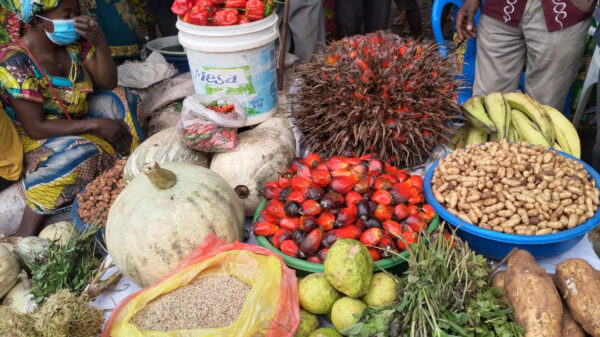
[103,234,300,337]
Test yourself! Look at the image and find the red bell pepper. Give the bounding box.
[245,0,264,21]
[188,5,210,25]
[224,0,247,8]
[171,0,192,16]
[213,8,240,25]
[239,14,251,24]
[195,0,215,14]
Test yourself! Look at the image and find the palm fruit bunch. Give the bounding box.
[252,152,436,263]
[291,31,462,169]
[451,92,581,158]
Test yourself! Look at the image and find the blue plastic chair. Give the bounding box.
[430,0,572,115]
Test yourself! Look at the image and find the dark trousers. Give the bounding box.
[147,0,178,37]
[335,0,392,39]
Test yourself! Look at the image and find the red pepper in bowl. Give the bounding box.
[245,0,265,21]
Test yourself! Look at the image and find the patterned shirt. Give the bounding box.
[482,0,596,32]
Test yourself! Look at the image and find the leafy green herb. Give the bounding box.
[343,223,524,337]
[27,225,102,304]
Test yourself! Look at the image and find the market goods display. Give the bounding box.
[106,162,245,287]
[210,126,296,216]
[504,250,563,337]
[291,32,461,168]
[0,290,103,337]
[103,235,299,337]
[0,244,19,299]
[324,239,372,298]
[253,153,436,262]
[452,92,581,158]
[432,140,599,234]
[172,0,275,25]
[76,157,127,227]
[178,95,247,152]
[331,297,367,332]
[554,259,600,336]
[298,273,340,314]
[361,272,397,306]
[2,275,35,314]
[346,225,524,337]
[130,275,250,331]
[123,127,210,185]
[15,236,48,266]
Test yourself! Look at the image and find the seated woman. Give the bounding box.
[0,0,142,236]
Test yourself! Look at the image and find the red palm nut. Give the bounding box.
[321,191,345,210]
[368,247,382,261]
[394,204,409,221]
[407,205,419,215]
[287,189,306,204]
[253,222,279,236]
[326,156,350,171]
[336,207,357,227]
[331,176,359,194]
[391,182,412,203]
[279,217,300,231]
[300,228,323,256]
[397,232,418,251]
[272,229,292,249]
[280,239,299,257]
[302,199,323,216]
[368,159,384,175]
[372,190,393,205]
[312,169,332,187]
[306,255,322,263]
[291,176,312,191]
[420,204,435,221]
[383,220,403,238]
[266,200,285,218]
[408,175,424,191]
[304,153,322,168]
[277,175,291,188]
[318,248,329,261]
[345,191,363,206]
[374,176,393,190]
[405,214,427,232]
[263,182,281,200]
[353,176,370,194]
[374,204,394,221]
[317,212,336,231]
[360,227,383,246]
[299,216,318,232]
[333,225,362,239]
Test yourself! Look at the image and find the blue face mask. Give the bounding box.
[37,15,80,46]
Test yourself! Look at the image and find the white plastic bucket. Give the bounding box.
[176,15,279,126]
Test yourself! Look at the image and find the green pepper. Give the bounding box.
[264,0,273,17]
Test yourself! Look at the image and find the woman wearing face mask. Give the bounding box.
[0,0,142,236]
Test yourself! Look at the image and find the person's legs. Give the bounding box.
[521,1,589,110]
[286,0,326,62]
[365,0,392,33]
[473,14,526,97]
[15,207,44,237]
[335,0,365,39]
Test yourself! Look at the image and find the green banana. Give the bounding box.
[553,142,564,152]
[463,96,498,133]
[511,109,550,147]
[484,93,510,139]
[507,125,515,143]
[503,92,554,144]
[542,105,581,159]
[449,125,469,150]
[466,126,488,145]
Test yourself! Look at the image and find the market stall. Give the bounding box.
[1,2,600,336]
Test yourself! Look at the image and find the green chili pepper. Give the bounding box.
[264,0,273,17]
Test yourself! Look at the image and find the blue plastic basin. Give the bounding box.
[424,150,600,260]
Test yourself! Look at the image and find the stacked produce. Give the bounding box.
[493,250,600,337]
[346,224,524,337]
[77,157,127,227]
[292,32,462,168]
[452,92,581,158]
[253,153,436,262]
[171,0,274,25]
[432,140,599,234]
[296,239,399,336]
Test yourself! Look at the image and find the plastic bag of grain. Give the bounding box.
[102,234,299,337]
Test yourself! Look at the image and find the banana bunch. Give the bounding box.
[449,92,581,158]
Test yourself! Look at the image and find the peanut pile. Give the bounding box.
[77,157,127,227]
[432,140,599,235]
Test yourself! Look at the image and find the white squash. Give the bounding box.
[210,127,296,216]
[106,162,245,287]
[2,276,36,313]
[15,236,48,265]
[123,128,210,185]
[0,244,20,299]
[39,221,74,247]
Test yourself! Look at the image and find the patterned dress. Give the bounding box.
[0,41,143,215]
